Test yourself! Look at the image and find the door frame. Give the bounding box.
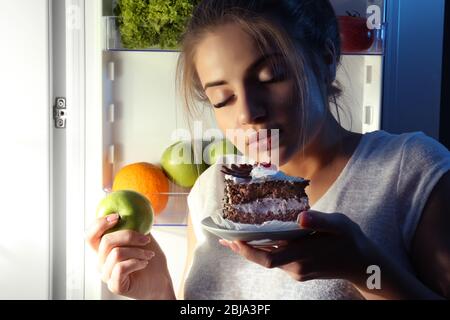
[65,0,87,300]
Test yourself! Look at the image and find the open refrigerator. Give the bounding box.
[47,0,445,300]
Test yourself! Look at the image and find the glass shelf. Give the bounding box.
[337,18,385,55]
[104,16,180,52]
[150,181,190,227]
[151,191,189,227]
[331,0,386,55]
[104,16,385,56]
[102,180,190,227]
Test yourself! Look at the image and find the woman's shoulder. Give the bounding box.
[358,130,450,192]
[358,130,449,162]
[342,130,450,191]
[363,129,434,147]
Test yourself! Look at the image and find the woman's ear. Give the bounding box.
[323,39,337,82]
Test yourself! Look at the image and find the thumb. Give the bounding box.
[298,210,353,234]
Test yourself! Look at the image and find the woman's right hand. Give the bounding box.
[85,213,176,300]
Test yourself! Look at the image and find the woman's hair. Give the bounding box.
[176,0,343,133]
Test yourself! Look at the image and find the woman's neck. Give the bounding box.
[280,115,355,180]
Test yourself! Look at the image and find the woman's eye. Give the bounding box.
[260,76,278,83]
[213,94,236,109]
[259,68,286,83]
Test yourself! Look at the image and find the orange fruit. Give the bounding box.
[112,162,169,215]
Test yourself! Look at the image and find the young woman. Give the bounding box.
[86,0,450,300]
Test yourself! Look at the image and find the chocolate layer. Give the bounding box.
[224,179,309,205]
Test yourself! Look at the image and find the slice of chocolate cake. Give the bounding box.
[220,163,310,225]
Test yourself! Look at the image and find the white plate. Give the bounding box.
[201,216,314,246]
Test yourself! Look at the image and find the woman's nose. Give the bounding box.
[237,89,267,125]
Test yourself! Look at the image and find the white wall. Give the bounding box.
[0,0,50,299]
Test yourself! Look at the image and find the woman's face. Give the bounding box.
[194,23,327,165]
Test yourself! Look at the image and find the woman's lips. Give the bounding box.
[247,129,282,148]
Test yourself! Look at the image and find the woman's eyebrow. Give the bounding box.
[203,52,282,90]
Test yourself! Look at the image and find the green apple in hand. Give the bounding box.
[96,190,153,234]
[205,138,241,165]
[160,141,208,188]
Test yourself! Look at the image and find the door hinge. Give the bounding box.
[53,97,66,128]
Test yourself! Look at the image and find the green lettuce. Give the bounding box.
[114,0,200,50]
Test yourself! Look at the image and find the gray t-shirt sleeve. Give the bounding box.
[396,132,450,251]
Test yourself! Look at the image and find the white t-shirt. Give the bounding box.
[184,130,450,299]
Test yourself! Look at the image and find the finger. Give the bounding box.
[278,261,321,282]
[235,239,314,269]
[98,230,151,267]
[221,239,298,264]
[274,240,289,247]
[257,243,308,268]
[218,239,231,248]
[233,240,320,281]
[85,214,120,252]
[255,246,274,253]
[101,247,155,283]
[299,210,355,234]
[233,241,280,268]
[249,240,289,251]
[107,259,149,296]
[220,239,248,253]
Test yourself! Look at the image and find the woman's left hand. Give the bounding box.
[219,210,372,284]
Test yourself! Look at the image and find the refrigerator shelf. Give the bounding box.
[104,16,180,52]
[102,181,191,227]
[104,15,385,56]
[151,189,190,227]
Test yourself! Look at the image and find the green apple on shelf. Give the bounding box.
[204,138,241,165]
[160,141,208,188]
[96,190,153,234]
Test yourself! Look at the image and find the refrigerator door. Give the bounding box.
[382,0,445,138]
[0,0,51,299]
